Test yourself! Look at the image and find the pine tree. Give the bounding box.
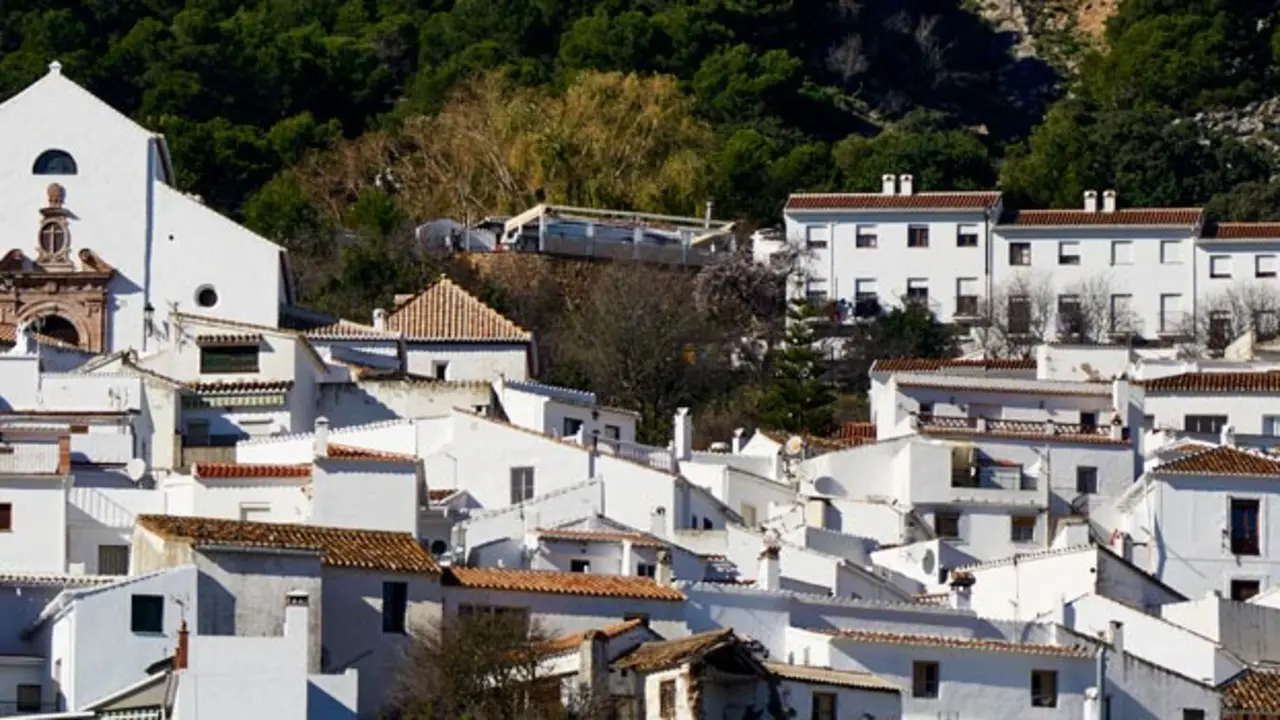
[758,299,835,435]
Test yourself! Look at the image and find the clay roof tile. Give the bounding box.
[386,276,531,342]
[445,567,684,601]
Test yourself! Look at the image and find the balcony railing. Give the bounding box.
[592,436,678,474]
[918,414,1115,439]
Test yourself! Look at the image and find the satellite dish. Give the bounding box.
[125,458,147,482]
[784,435,805,456]
[921,548,936,575]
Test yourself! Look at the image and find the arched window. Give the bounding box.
[33,150,77,175]
[39,221,68,255]
[35,316,79,346]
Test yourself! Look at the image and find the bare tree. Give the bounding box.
[1177,281,1280,356]
[388,612,612,720]
[1058,275,1141,345]
[974,271,1056,358]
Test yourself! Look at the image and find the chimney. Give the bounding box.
[673,407,693,462]
[881,174,897,196]
[372,308,386,331]
[757,544,781,591]
[732,428,746,455]
[1108,620,1124,655]
[1110,412,1124,441]
[285,590,313,670]
[313,416,330,459]
[655,549,674,586]
[899,174,914,196]
[1102,190,1117,213]
[174,620,189,670]
[578,630,609,699]
[1083,190,1098,212]
[57,435,71,475]
[1221,423,1236,448]
[949,571,975,610]
[704,201,714,229]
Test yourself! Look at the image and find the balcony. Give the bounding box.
[954,295,980,321]
[919,415,1116,440]
[177,434,241,471]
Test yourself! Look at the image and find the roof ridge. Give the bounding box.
[386,275,531,342]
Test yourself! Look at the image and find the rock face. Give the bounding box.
[1193,98,1280,156]
[974,0,1117,63]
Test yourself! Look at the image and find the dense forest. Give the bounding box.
[5,0,1280,438]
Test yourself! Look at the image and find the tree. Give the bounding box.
[837,299,958,391]
[975,271,1057,358]
[1057,275,1142,344]
[1178,281,1280,356]
[757,299,835,435]
[388,611,610,719]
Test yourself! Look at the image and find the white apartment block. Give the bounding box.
[783,176,1280,347]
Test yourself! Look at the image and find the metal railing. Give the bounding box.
[919,414,1114,438]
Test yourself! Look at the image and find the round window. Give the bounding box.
[196,286,219,308]
[430,540,449,556]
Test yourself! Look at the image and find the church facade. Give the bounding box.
[0,61,292,354]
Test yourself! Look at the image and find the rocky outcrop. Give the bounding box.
[1192,98,1280,156]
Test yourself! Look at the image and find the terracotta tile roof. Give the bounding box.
[195,333,263,346]
[427,488,458,503]
[537,528,668,548]
[1223,668,1280,712]
[613,629,740,670]
[386,276,531,342]
[192,462,312,479]
[913,592,950,605]
[764,663,900,693]
[999,208,1202,227]
[305,319,400,339]
[871,358,1037,373]
[831,422,876,441]
[1153,446,1280,477]
[814,628,1091,658]
[1206,222,1280,240]
[539,618,647,655]
[786,192,1001,212]
[185,379,294,394]
[445,567,684,601]
[1139,371,1280,393]
[136,514,441,573]
[0,572,118,588]
[325,443,419,463]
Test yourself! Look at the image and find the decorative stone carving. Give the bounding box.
[0,245,115,353]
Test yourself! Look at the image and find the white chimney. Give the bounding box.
[1083,190,1098,212]
[673,407,693,461]
[372,308,386,331]
[949,571,974,610]
[1221,423,1236,448]
[578,630,609,700]
[313,416,330,459]
[881,174,897,196]
[1102,189,1117,213]
[757,544,781,591]
[655,549,674,586]
[284,590,312,669]
[899,174,914,196]
[732,428,746,454]
[1108,620,1124,655]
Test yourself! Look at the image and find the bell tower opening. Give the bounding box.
[35,315,79,347]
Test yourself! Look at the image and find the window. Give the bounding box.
[563,418,584,437]
[1160,294,1183,333]
[703,517,713,530]
[806,278,829,303]
[1209,311,1234,348]
[908,225,930,248]
[1076,466,1098,494]
[906,278,929,306]
[1058,294,1083,336]
[238,504,270,522]
[1264,416,1280,436]
[855,225,878,248]
[1030,669,1058,707]
[510,467,535,503]
[659,679,677,718]
[1161,240,1183,264]
[33,149,77,175]
[1258,255,1278,279]
[1010,516,1036,543]
[1231,498,1261,556]
[955,278,979,317]
[1080,412,1097,428]
[195,286,219,308]
[806,226,829,249]
[1183,710,1206,720]
[39,220,68,255]
[740,503,758,527]
[130,595,164,633]
[934,512,960,540]
[1009,242,1031,266]
[1144,414,1155,431]
[16,684,41,712]
[854,279,879,317]
[1184,415,1228,434]
[382,581,408,633]
[918,402,934,420]
[199,345,259,374]
[811,692,837,720]
[1211,255,1232,278]
[957,224,980,248]
[1109,294,1132,333]
[98,545,129,575]
[1008,295,1031,335]
[570,559,591,573]
[1231,579,1261,601]
[432,361,449,381]
[0,503,10,532]
[637,563,656,578]
[912,661,939,698]
[604,424,621,440]
[1111,240,1134,265]
[1058,241,1081,265]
